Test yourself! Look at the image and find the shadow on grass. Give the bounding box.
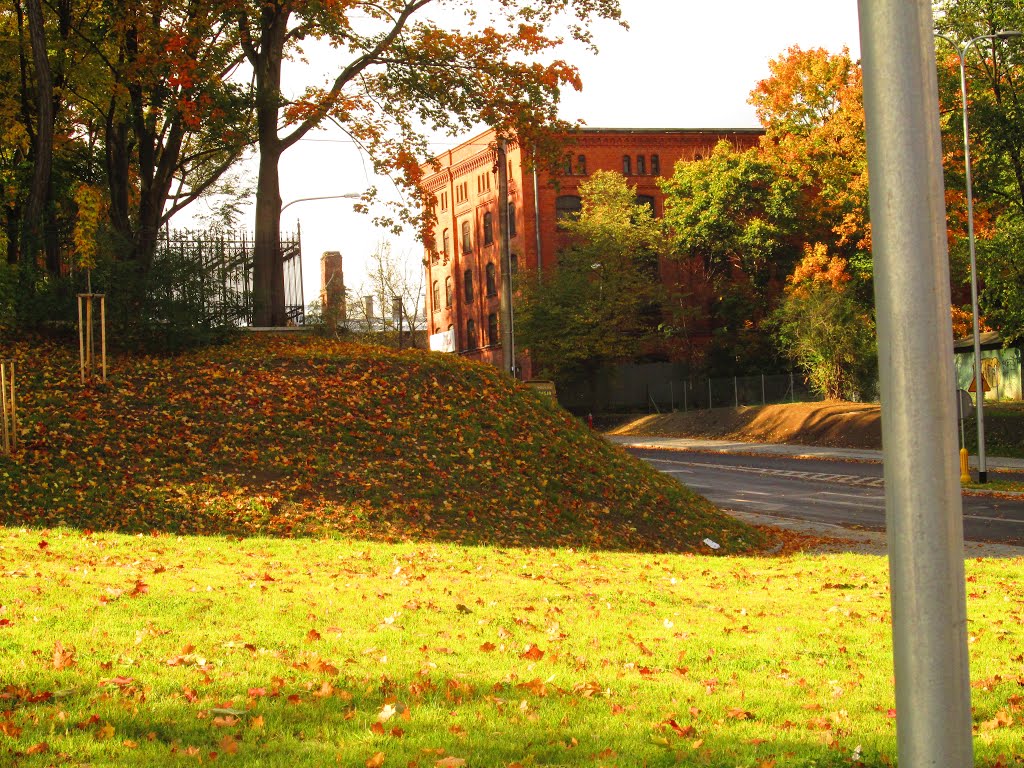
[2,666,899,768]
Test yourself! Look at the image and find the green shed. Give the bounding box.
[954,331,1022,402]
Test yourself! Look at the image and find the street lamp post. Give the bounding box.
[280,193,361,324]
[936,30,1022,484]
[281,193,361,214]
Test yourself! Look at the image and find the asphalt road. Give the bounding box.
[627,447,1024,547]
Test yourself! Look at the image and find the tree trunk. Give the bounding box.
[249,10,288,327]
[252,141,284,326]
[24,0,55,271]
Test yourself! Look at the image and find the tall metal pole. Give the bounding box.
[497,138,515,376]
[859,2,973,765]
[936,31,1021,483]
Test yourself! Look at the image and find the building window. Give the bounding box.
[445,276,453,307]
[432,281,440,312]
[461,220,472,254]
[483,211,494,245]
[563,154,573,175]
[555,195,582,227]
[486,263,497,296]
[466,318,476,350]
[510,253,518,274]
[464,269,473,302]
[442,228,451,259]
[637,155,646,175]
[487,313,499,346]
[508,203,517,238]
[623,155,632,176]
[651,154,661,176]
[577,154,587,175]
[636,194,656,216]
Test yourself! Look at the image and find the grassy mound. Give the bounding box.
[1,334,757,552]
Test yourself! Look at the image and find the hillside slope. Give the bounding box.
[1,334,757,553]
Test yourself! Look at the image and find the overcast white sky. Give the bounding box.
[181,0,862,312]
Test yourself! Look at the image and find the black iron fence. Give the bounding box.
[157,229,304,326]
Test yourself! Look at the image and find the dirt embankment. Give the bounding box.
[609,401,883,450]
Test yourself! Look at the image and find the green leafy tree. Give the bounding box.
[516,170,664,384]
[976,215,1024,343]
[659,140,799,373]
[935,0,1024,342]
[774,243,877,401]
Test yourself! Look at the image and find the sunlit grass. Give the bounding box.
[2,529,1023,766]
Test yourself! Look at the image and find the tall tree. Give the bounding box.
[774,243,877,401]
[659,141,798,373]
[232,0,624,326]
[93,0,253,276]
[516,170,663,384]
[934,0,1024,341]
[749,45,870,276]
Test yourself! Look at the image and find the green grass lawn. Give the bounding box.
[1,334,1023,766]
[2,530,1023,767]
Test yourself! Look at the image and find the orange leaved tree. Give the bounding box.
[233,0,624,326]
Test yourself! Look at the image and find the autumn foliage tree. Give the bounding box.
[749,45,871,275]
[774,243,877,401]
[233,0,624,326]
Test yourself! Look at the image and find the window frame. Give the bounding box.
[444,276,453,308]
[637,155,646,175]
[483,211,494,245]
[485,263,497,296]
[461,220,472,254]
[431,281,440,313]
[487,312,499,346]
[464,269,474,302]
[623,155,632,176]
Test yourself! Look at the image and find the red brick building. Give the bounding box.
[421,127,764,374]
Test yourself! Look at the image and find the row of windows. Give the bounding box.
[623,154,660,177]
[436,315,499,350]
[477,172,492,194]
[437,191,449,211]
[440,205,518,259]
[465,314,499,349]
[454,182,469,205]
[432,263,502,313]
[560,153,661,178]
[555,194,656,221]
[562,154,587,176]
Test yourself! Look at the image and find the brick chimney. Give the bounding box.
[320,251,345,319]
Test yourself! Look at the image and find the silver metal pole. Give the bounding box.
[935,30,1022,481]
[859,3,973,766]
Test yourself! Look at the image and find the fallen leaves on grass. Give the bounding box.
[0,334,758,554]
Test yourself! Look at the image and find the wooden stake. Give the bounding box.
[8,361,15,451]
[100,295,107,381]
[1,361,9,454]
[78,296,86,383]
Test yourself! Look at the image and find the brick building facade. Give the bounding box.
[421,127,764,375]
